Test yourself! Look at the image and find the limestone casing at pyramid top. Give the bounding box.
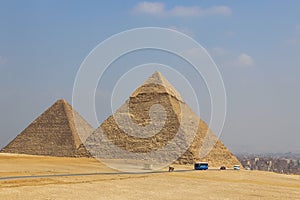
[130,71,184,102]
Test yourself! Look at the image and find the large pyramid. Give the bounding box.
[1,99,93,157]
[84,71,241,169]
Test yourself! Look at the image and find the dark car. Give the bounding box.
[220,166,226,170]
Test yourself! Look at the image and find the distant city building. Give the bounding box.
[237,154,300,174]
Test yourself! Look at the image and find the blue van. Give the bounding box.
[194,162,208,170]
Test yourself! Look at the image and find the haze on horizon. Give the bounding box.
[0,1,299,154]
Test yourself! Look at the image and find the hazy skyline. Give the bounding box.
[0,1,299,154]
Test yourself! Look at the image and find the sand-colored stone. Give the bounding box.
[85,72,241,167]
[0,99,93,157]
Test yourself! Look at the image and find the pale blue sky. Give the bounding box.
[0,1,299,153]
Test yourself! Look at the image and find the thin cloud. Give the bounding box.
[169,6,202,17]
[133,2,164,15]
[132,2,232,17]
[211,47,229,56]
[202,6,232,16]
[210,47,254,68]
[237,53,254,67]
[168,26,195,38]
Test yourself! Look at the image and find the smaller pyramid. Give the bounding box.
[1,99,93,157]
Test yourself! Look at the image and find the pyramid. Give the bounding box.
[84,71,241,169]
[1,99,93,157]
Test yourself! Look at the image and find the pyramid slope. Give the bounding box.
[174,102,241,166]
[85,71,241,167]
[1,99,93,157]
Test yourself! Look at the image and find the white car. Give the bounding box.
[233,165,240,170]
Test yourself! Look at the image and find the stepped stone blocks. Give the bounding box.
[1,99,93,157]
[1,71,240,168]
[84,71,241,167]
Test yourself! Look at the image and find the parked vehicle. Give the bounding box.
[220,166,226,170]
[194,162,208,170]
[233,165,240,170]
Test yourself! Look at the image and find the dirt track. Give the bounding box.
[0,153,299,200]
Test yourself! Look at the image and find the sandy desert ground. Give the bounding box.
[0,153,299,200]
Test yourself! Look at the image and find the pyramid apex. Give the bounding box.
[152,70,163,77]
[147,71,165,83]
[131,71,184,102]
[57,98,67,102]
[56,99,68,104]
